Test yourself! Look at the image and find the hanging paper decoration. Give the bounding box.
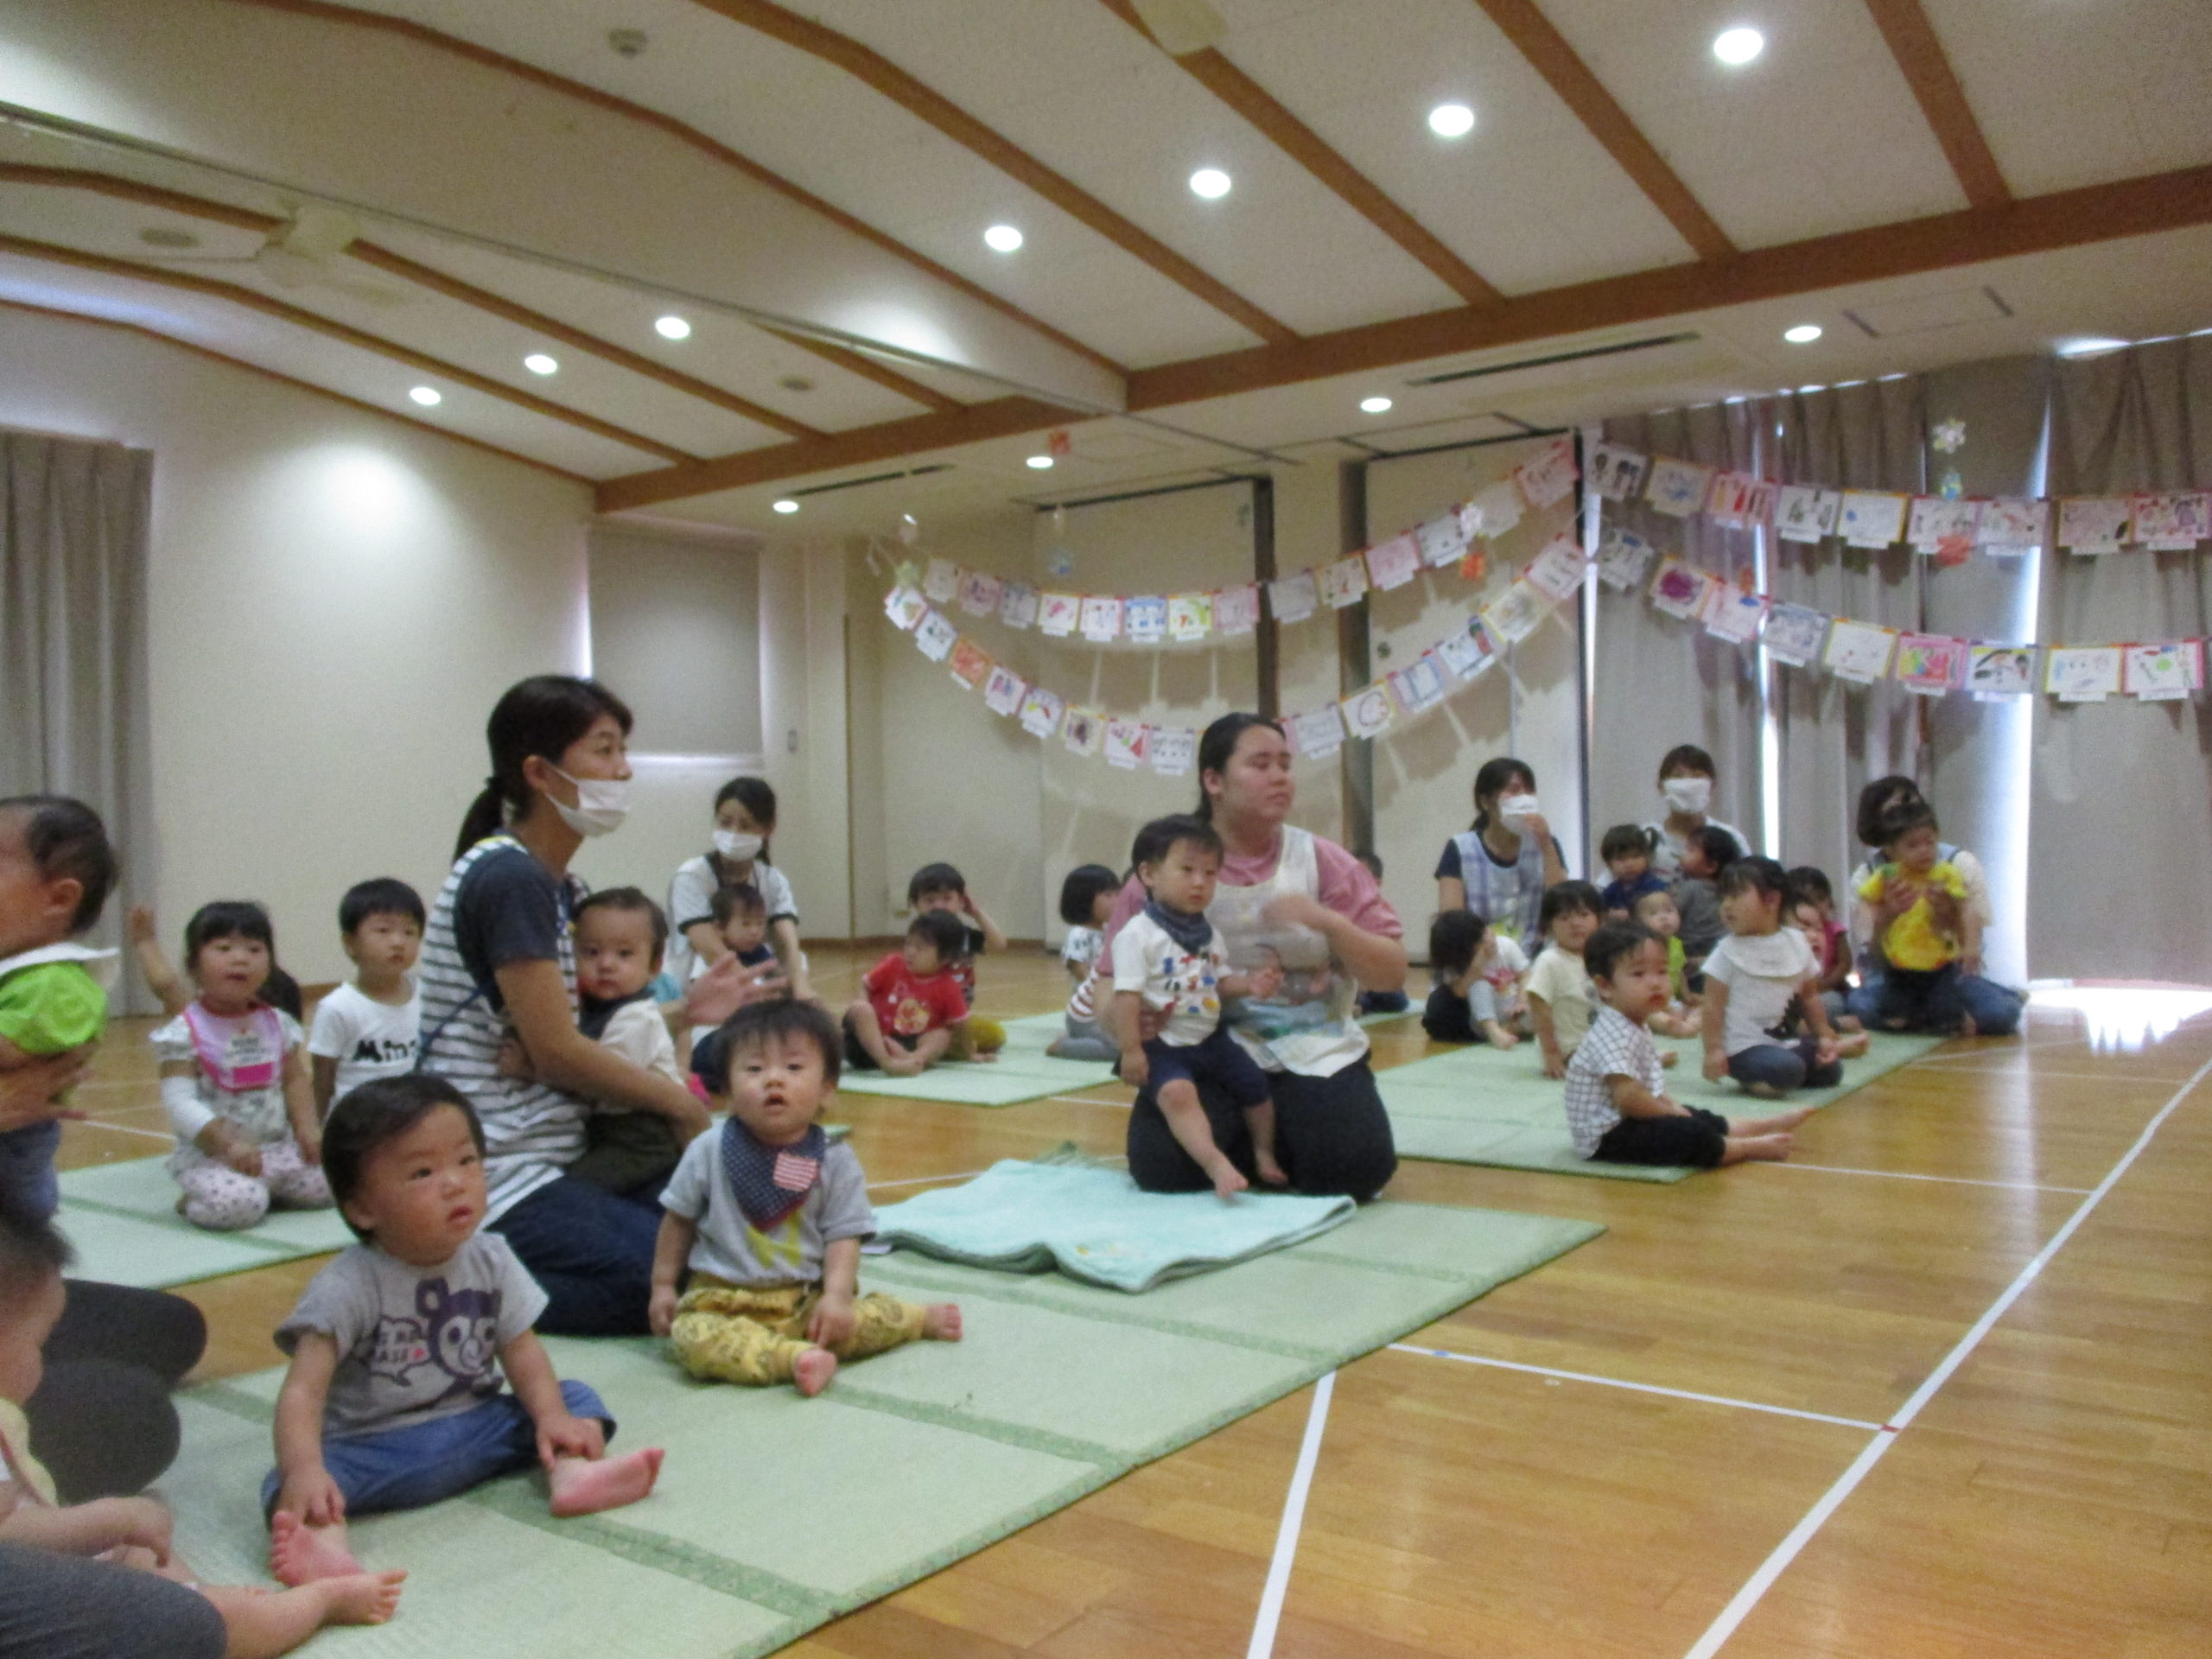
[1078,596,1123,643]
[1649,557,1713,621]
[982,664,1027,716]
[1838,491,1908,549]
[1213,583,1262,635]
[1705,471,1765,528]
[1483,581,1548,644]
[1288,705,1344,758]
[921,558,960,604]
[1150,727,1198,776]
[1893,633,1967,695]
[1645,457,1714,518]
[957,570,1003,618]
[884,586,928,631]
[1364,532,1421,592]
[1513,435,1579,509]
[1522,533,1588,603]
[1773,486,1842,544]
[2130,492,2209,550]
[999,582,1040,630]
[913,608,958,661]
[1435,620,1499,682]
[2046,646,2122,702]
[1166,594,1213,641]
[1062,707,1105,754]
[1387,653,1449,715]
[1103,718,1148,768]
[1468,480,1523,539]
[2059,498,2131,553]
[1320,555,1370,609]
[1018,685,1065,739]
[1822,620,1897,683]
[947,637,992,688]
[1268,569,1319,625]
[1908,496,1981,552]
[1339,683,1395,740]
[1417,512,1469,569]
[1701,584,1767,645]
[1038,593,1081,636]
[1595,527,1656,592]
[1762,603,1830,668]
[2124,641,2202,700]
[1123,595,1168,644]
[1966,645,2037,696]
[1977,498,2046,549]
[1586,442,1649,502]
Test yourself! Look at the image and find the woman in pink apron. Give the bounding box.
[1101,715,1407,1198]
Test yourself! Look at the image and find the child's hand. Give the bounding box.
[1209,1160,1249,1202]
[1540,1046,1567,1080]
[1702,1049,1728,1084]
[807,1291,857,1350]
[536,1412,606,1469]
[1243,963,1284,1001]
[216,1132,264,1179]
[296,1126,322,1166]
[648,1284,679,1338]
[1482,1021,1519,1050]
[1815,1036,1840,1067]
[126,906,157,946]
[91,1495,174,1563]
[1658,1046,1679,1068]
[1116,1048,1148,1089]
[496,1035,536,1082]
[275,1468,346,1529]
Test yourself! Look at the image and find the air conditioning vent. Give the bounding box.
[789,463,952,499]
[1408,333,1701,385]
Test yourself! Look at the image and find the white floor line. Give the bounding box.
[865,1170,987,1192]
[1247,1370,1335,1659]
[1046,1094,1131,1109]
[1681,1050,2212,1659]
[76,1120,171,1143]
[1908,1061,2188,1084]
[1771,1162,2091,1195]
[1387,1344,1882,1432]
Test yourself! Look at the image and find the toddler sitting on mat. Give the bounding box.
[654,1000,961,1395]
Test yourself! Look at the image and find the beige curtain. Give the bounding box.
[1,430,157,1011]
[2033,337,2212,981]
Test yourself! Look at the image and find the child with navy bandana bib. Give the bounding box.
[652,1000,962,1395]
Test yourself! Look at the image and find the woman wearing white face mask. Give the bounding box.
[416,676,770,1335]
[664,777,811,1001]
[1435,757,1568,946]
[1643,744,1751,879]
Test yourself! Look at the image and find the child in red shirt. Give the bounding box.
[842,912,969,1077]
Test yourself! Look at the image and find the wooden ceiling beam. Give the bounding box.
[219,0,1126,377]
[686,0,1300,346]
[1861,0,2011,210]
[0,232,701,464]
[0,296,589,485]
[1096,0,1503,307]
[596,162,2212,508]
[763,329,964,414]
[1467,0,1736,262]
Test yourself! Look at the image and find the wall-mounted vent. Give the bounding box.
[788,462,952,499]
[1408,332,1701,386]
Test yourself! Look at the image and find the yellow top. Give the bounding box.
[0,1398,57,1507]
[1857,861,1969,972]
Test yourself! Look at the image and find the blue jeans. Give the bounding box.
[261,1382,609,1517]
[1727,1038,1842,1094]
[1848,969,2021,1036]
[0,1122,61,1221]
[491,1174,663,1336]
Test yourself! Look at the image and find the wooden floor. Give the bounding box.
[60,950,2212,1658]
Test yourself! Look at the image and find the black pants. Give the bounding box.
[24,1280,206,1503]
[1875,963,1967,1033]
[1127,1059,1397,1201]
[1593,1107,1731,1169]
[1422,985,1481,1044]
[0,1541,226,1659]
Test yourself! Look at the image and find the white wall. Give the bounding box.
[0,307,593,987]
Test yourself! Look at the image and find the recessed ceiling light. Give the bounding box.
[523,353,559,375]
[1783,323,1822,345]
[1712,26,1764,66]
[983,224,1024,253]
[772,499,800,514]
[1189,168,1232,200]
[1427,103,1475,139]
[654,315,691,340]
[1026,454,1055,470]
[2056,336,2128,358]
[1360,395,1394,414]
[408,386,442,406]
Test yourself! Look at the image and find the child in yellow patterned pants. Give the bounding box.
[669,1277,927,1386]
[653,999,962,1395]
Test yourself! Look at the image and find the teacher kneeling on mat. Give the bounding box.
[1099,714,1407,1200]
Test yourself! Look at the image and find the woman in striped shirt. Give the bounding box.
[416,676,765,1336]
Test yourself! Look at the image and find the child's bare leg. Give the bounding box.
[1735,1106,1815,1135]
[1244,1098,1286,1185]
[1157,1077,1245,1200]
[1719,1132,1796,1165]
[200,1571,404,1659]
[549,1447,664,1518]
[267,1510,364,1586]
[844,1002,920,1076]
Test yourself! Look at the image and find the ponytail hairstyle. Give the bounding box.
[1193,713,1281,823]
[713,776,779,865]
[1469,757,1535,833]
[454,676,633,861]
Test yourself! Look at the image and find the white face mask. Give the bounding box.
[713,829,763,862]
[1662,776,1713,816]
[548,766,629,837]
[1497,792,1541,829]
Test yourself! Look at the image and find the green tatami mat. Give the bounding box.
[162,1198,1599,1658]
[836,1011,1118,1106]
[1378,1031,1948,1181]
[55,1155,355,1287]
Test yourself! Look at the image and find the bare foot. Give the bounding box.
[320,1570,407,1625]
[1836,1032,1871,1058]
[549,1447,664,1517]
[1740,1106,1816,1135]
[1721,1132,1795,1165]
[921,1303,963,1341]
[975,1051,1001,1064]
[1254,1154,1288,1187]
[1960,1014,1978,1038]
[269,1510,363,1586]
[792,1347,838,1396]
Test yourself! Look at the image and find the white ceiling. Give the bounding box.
[0,0,2207,518]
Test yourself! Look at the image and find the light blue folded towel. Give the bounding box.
[872,1150,1356,1293]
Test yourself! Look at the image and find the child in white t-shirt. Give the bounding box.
[1420,910,1522,1047]
[308,879,423,1120]
[1047,865,1121,1063]
[1526,882,1602,1078]
[1700,857,1843,1097]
